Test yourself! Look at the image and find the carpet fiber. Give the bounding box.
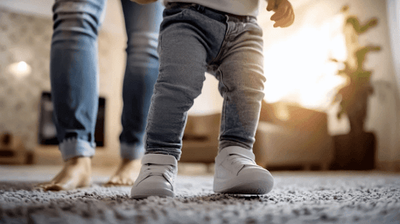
[0,167,399,224]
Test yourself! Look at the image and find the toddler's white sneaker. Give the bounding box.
[131,154,177,199]
[213,146,274,194]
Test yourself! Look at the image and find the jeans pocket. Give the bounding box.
[158,32,163,52]
[160,7,185,32]
[159,8,188,51]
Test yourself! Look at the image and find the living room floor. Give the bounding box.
[1,164,399,224]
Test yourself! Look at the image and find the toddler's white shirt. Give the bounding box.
[163,0,260,17]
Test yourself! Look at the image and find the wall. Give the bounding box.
[0,9,53,151]
[386,0,400,171]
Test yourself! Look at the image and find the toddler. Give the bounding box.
[130,0,294,198]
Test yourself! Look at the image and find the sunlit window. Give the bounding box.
[263,14,348,111]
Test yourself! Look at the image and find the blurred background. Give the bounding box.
[0,0,399,172]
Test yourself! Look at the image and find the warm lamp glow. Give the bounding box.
[264,14,347,111]
[7,61,32,79]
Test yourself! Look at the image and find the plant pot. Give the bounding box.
[331,131,376,170]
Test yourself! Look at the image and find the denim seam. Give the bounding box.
[219,68,228,140]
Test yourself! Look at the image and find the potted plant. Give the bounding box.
[330,5,380,170]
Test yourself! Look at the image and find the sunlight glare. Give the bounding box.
[264,14,347,111]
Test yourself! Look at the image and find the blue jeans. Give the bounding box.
[145,3,266,160]
[50,0,163,161]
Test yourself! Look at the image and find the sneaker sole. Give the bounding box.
[214,169,274,195]
[131,188,174,199]
[215,179,272,195]
[131,193,173,199]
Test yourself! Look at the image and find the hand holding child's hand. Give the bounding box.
[130,0,157,5]
[266,0,295,28]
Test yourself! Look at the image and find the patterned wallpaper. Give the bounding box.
[0,9,52,150]
[0,8,118,151]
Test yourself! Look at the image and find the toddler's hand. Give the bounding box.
[266,0,295,28]
[130,0,157,4]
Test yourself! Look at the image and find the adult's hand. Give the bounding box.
[266,0,295,28]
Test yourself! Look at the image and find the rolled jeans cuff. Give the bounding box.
[59,138,96,161]
[120,142,145,160]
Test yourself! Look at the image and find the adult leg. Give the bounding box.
[106,0,163,186]
[39,0,106,191]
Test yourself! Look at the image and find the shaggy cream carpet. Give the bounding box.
[0,166,399,224]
